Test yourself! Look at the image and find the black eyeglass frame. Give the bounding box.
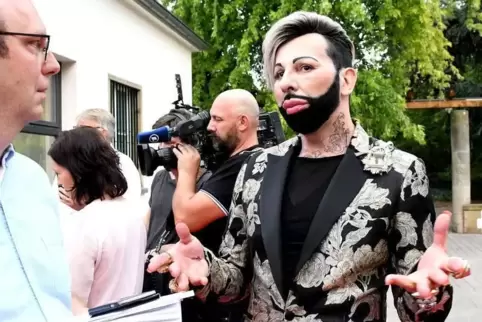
[0,31,50,61]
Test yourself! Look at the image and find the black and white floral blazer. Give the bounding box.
[197,123,453,322]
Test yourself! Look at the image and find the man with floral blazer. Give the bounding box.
[199,124,454,321]
[148,11,470,322]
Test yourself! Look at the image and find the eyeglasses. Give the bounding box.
[0,32,50,61]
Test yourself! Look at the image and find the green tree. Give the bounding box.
[161,0,476,143]
[395,0,482,198]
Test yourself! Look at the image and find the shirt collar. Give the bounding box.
[110,143,119,153]
[1,144,14,167]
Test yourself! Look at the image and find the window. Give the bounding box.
[12,68,62,182]
[12,133,56,182]
[22,67,61,136]
[110,80,140,166]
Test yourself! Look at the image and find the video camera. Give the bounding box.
[257,111,285,148]
[137,74,286,176]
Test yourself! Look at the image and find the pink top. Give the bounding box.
[61,197,147,308]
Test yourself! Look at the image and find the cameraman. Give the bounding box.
[143,108,211,255]
[143,108,213,321]
[172,89,261,238]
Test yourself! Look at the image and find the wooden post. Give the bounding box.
[451,110,471,232]
[406,98,482,233]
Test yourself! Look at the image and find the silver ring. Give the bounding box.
[453,261,470,279]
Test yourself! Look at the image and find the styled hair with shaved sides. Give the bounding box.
[262,11,355,89]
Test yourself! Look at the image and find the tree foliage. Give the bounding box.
[466,0,482,33]
[395,0,482,198]
[161,0,479,144]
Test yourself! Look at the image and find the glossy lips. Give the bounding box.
[282,99,309,115]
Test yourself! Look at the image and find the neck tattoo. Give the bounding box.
[300,113,352,158]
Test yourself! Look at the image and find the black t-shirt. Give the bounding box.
[200,145,262,215]
[280,155,343,297]
[192,146,260,322]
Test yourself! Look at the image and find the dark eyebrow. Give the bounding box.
[275,56,319,67]
[293,56,318,63]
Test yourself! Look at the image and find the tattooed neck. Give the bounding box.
[299,113,354,158]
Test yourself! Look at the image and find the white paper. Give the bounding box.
[87,291,194,322]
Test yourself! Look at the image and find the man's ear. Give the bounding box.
[238,115,249,131]
[340,67,357,96]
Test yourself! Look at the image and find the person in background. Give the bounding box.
[53,108,142,213]
[144,108,211,258]
[143,108,212,322]
[49,126,146,314]
[0,0,72,321]
[149,89,261,322]
[170,89,261,238]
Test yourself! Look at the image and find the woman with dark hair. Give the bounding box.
[48,127,146,314]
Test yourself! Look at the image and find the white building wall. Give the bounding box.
[32,0,199,192]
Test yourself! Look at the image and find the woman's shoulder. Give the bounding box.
[79,197,139,218]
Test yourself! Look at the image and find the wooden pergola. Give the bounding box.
[406,97,482,233]
[406,98,482,109]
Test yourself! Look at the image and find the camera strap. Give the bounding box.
[148,218,178,258]
[148,170,212,258]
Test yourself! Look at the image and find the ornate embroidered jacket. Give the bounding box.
[197,123,453,322]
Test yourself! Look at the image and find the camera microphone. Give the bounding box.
[137,126,174,144]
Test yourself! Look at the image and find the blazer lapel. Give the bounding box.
[295,147,368,274]
[259,145,297,297]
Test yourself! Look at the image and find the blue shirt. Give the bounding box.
[0,145,72,322]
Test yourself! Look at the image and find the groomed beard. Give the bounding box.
[210,127,239,156]
[278,74,340,134]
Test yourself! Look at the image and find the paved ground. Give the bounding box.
[387,233,482,321]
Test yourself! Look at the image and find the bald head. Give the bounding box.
[208,89,260,155]
[212,89,259,121]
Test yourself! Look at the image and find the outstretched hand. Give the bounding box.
[385,211,470,299]
[147,223,209,292]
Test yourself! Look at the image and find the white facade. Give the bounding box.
[25,0,206,191]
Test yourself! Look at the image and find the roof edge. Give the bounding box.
[133,0,209,51]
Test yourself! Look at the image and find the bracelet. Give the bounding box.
[411,288,446,313]
[415,297,437,310]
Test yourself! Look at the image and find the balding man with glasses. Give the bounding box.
[0,0,72,321]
